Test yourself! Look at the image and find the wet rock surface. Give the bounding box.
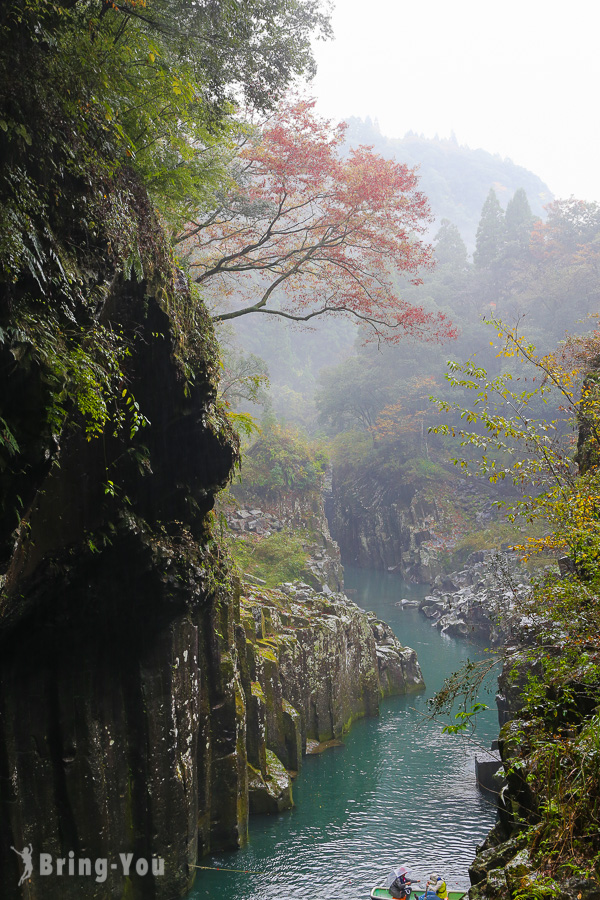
[327,469,443,582]
[239,580,425,778]
[0,279,241,899]
[415,551,532,645]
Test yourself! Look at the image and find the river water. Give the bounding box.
[188,567,499,899]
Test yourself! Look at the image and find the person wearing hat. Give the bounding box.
[387,865,417,898]
[423,873,448,899]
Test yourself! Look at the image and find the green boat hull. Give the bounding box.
[370,889,466,900]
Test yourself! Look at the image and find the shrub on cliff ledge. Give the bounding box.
[235,424,328,506]
[229,530,309,587]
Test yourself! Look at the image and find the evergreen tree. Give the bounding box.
[473,188,506,268]
[505,188,537,245]
[434,219,469,271]
[501,188,538,269]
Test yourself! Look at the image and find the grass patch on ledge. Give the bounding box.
[228,529,310,588]
[451,518,553,571]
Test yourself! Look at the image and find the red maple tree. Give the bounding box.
[176,99,456,342]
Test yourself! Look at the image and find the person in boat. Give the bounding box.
[387,865,416,898]
[420,873,449,899]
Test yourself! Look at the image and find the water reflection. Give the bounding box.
[189,568,498,899]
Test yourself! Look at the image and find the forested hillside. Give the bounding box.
[344,117,552,249]
[3,0,600,896]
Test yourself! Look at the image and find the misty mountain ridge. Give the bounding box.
[344,117,553,251]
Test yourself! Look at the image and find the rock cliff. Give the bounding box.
[0,265,424,899]
[0,268,241,898]
[0,35,430,888]
[239,580,424,790]
[225,499,344,593]
[327,464,504,584]
[327,467,441,581]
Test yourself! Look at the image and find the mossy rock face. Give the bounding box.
[467,868,507,900]
[485,867,514,898]
[238,581,424,765]
[468,831,590,899]
[562,878,600,900]
[247,751,293,815]
[503,849,536,892]
[245,689,268,774]
[328,469,444,581]
[281,700,302,771]
[0,266,243,896]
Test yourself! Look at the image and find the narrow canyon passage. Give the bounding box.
[190,568,498,899]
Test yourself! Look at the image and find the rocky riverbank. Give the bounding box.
[420,552,600,900]
[413,551,533,645]
[468,662,600,900]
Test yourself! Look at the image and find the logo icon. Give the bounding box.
[11,844,34,886]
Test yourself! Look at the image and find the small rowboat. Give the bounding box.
[370,888,467,900]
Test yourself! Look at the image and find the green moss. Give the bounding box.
[259,635,279,648]
[265,749,287,774]
[121,877,134,900]
[282,699,297,716]
[341,708,366,734]
[235,688,245,717]
[257,644,277,663]
[228,529,310,588]
[450,519,551,570]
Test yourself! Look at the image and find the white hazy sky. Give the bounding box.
[311,0,600,202]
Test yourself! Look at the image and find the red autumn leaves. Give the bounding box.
[180,99,456,343]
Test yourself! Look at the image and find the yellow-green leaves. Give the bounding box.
[431,316,600,571]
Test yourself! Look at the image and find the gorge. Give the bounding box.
[3,2,600,897]
[0,274,426,898]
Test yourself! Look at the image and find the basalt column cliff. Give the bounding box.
[0,253,244,898]
[0,161,424,898]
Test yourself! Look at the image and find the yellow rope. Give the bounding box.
[190,865,267,874]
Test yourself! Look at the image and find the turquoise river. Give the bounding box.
[189,567,500,899]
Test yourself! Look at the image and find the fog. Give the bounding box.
[311,0,600,202]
